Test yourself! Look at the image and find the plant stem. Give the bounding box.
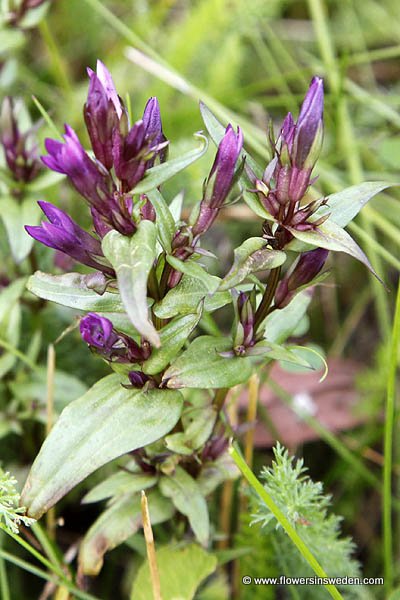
[0,534,10,600]
[383,278,400,592]
[213,388,229,412]
[229,445,344,600]
[254,267,281,332]
[244,374,259,468]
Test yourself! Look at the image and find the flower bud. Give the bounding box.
[292,76,324,170]
[84,61,122,170]
[192,125,243,236]
[128,371,151,388]
[80,313,118,349]
[275,248,328,308]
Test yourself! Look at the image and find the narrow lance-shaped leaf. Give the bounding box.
[287,220,382,282]
[314,181,396,228]
[133,133,208,194]
[27,271,125,313]
[20,374,183,519]
[162,335,253,389]
[79,490,174,576]
[145,189,175,252]
[219,238,286,291]
[102,221,160,347]
[159,466,210,546]
[82,469,157,504]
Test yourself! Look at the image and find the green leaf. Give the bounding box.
[133,133,208,194]
[79,490,173,576]
[131,543,217,600]
[219,238,286,291]
[314,181,395,228]
[27,271,124,312]
[0,196,41,263]
[20,374,183,518]
[166,254,217,289]
[143,307,202,375]
[197,452,239,496]
[264,291,312,344]
[287,221,380,281]
[82,469,157,504]
[0,278,27,321]
[145,189,175,253]
[160,466,209,545]
[165,401,217,456]
[154,275,231,319]
[102,222,160,347]
[162,336,253,389]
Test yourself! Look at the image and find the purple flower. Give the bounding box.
[112,97,168,192]
[25,201,113,274]
[233,291,256,355]
[292,76,324,169]
[0,97,41,183]
[80,313,118,349]
[142,97,168,165]
[80,312,152,363]
[275,248,328,308]
[256,77,324,223]
[84,61,122,170]
[192,125,243,236]
[128,370,151,388]
[42,125,116,211]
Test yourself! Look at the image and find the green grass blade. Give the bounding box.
[383,278,400,592]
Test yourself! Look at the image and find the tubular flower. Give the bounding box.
[274,248,329,308]
[167,125,243,289]
[84,60,123,170]
[192,124,243,236]
[42,125,116,210]
[112,97,168,192]
[80,313,152,363]
[25,201,114,275]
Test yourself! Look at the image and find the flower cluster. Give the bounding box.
[25,61,330,387]
[253,77,328,247]
[0,97,41,185]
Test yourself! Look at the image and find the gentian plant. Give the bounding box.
[19,61,392,583]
